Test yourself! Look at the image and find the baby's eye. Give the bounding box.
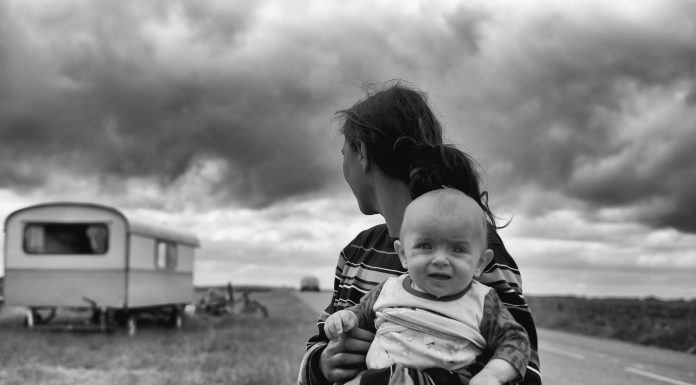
[452,246,467,253]
[414,242,431,250]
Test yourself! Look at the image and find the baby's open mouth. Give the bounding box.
[428,273,450,280]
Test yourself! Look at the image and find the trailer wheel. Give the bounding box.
[127,316,137,336]
[174,312,183,329]
[24,309,34,329]
[168,306,183,328]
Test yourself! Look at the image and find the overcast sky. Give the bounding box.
[1,0,695,299]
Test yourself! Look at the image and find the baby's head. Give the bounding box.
[395,188,493,298]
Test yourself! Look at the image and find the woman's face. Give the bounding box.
[342,138,377,214]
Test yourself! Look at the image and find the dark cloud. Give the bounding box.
[0,0,344,207]
[568,104,696,232]
[453,1,696,233]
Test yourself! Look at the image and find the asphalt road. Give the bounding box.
[538,328,695,385]
[295,290,696,385]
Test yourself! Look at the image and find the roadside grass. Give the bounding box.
[528,296,696,354]
[0,289,319,385]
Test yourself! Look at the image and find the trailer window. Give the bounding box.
[23,223,109,255]
[156,241,178,270]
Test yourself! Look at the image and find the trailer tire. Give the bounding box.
[24,310,34,329]
[168,306,183,328]
[127,316,137,336]
[174,312,183,329]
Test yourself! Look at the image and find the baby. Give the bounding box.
[324,188,530,385]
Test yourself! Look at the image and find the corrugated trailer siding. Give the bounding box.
[127,236,195,273]
[126,270,194,307]
[4,269,127,307]
[126,235,195,307]
[177,246,195,272]
[128,235,157,270]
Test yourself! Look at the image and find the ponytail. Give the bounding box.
[393,137,499,228]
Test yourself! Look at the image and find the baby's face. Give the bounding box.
[397,192,490,298]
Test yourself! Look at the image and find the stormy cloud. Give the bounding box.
[434,0,696,233]
[0,0,347,206]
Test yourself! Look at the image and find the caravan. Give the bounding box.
[3,202,200,334]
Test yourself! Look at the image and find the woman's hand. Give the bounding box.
[319,327,375,383]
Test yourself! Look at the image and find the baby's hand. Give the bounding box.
[469,358,518,385]
[469,373,503,385]
[323,310,358,340]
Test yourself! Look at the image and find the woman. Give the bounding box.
[298,81,541,385]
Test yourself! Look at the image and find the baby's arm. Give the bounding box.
[477,289,531,384]
[470,358,518,385]
[323,309,359,340]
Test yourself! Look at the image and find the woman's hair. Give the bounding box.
[337,81,443,181]
[394,137,498,228]
[337,80,497,227]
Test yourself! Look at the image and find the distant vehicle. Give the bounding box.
[300,275,320,292]
[3,201,200,334]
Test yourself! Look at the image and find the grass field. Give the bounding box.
[527,295,696,354]
[0,289,320,385]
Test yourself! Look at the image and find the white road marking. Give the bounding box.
[625,367,695,385]
[542,345,586,359]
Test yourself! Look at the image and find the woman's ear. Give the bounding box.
[394,240,408,269]
[357,141,369,172]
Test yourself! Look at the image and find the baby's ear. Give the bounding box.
[394,240,408,269]
[475,249,494,277]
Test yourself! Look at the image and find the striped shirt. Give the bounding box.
[299,223,541,385]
